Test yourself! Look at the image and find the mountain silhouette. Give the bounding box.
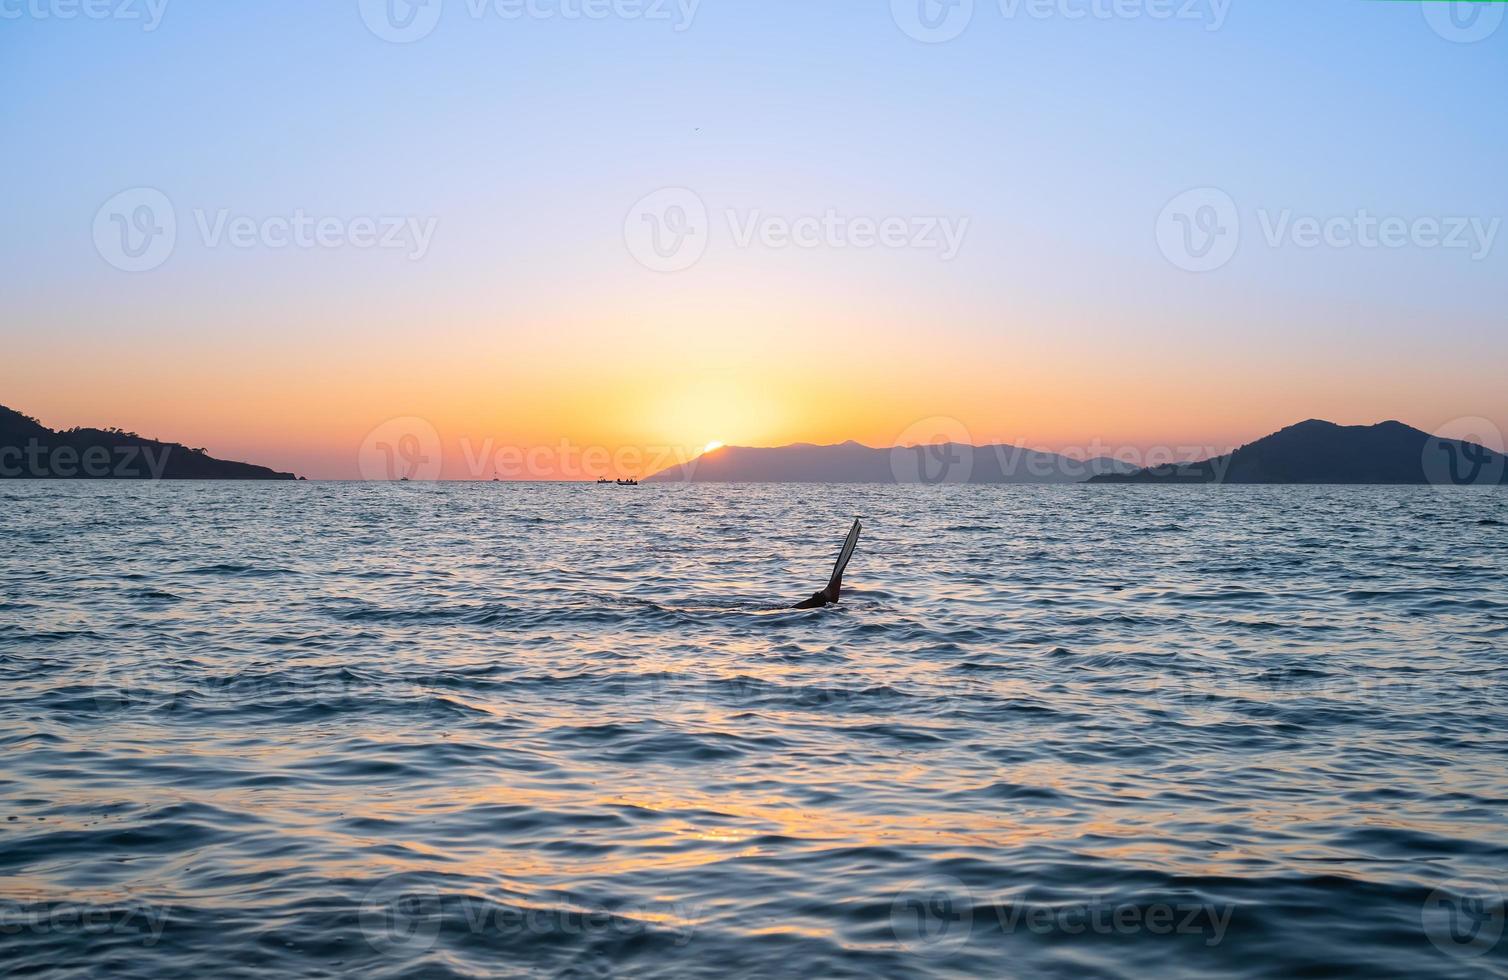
[1,404,296,480]
[645,440,1134,483]
[1089,419,1508,485]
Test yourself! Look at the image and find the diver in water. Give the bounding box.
[792,518,862,609]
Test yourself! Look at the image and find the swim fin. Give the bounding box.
[792,518,862,609]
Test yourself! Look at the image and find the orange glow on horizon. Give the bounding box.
[5,315,1503,480]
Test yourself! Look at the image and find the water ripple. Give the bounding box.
[1,483,1505,977]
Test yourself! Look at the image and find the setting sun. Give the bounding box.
[702,441,725,455]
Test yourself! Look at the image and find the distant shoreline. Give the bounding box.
[4,477,1504,490]
[5,405,1505,486]
[1,406,296,481]
[643,420,1507,487]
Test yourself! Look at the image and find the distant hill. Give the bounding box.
[1089,419,1508,485]
[1,404,297,480]
[645,440,1135,483]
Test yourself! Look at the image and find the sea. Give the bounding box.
[2,482,1505,979]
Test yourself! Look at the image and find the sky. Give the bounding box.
[2,0,1505,478]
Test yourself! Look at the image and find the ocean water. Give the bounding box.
[2,482,1506,979]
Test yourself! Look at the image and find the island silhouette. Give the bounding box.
[646,440,1135,483]
[1,404,296,480]
[1088,419,1507,485]
[648,420,1506,485]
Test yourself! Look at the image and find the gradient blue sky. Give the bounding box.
[2,0,1504,477]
